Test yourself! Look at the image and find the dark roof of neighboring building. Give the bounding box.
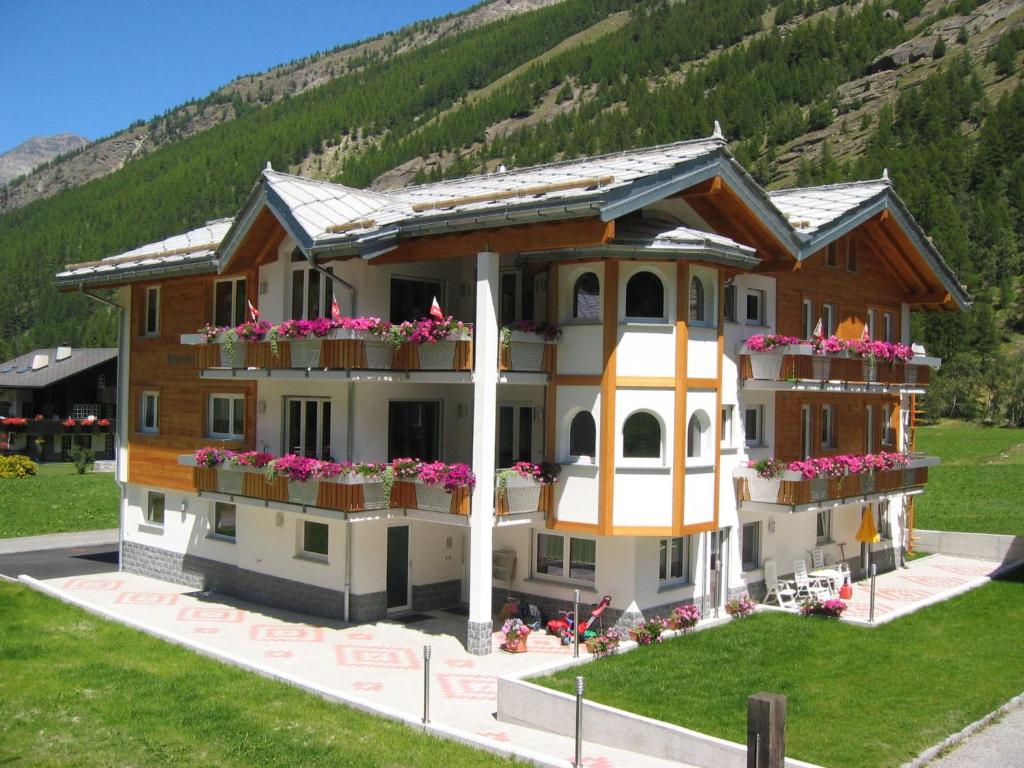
[0,348,117,389]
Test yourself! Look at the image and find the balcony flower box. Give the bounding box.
[496,462,561,514]
[220,344,246,368]
[500,322,561,372]
[326,471,389,510]
[811,357,831,381]
[287,481,319,506]
[289,339,322,369]
[743,335,802,379]
[413,481,455,513]
[217,469,243,495]
[416,330,471,371]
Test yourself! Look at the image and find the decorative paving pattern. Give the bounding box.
[934,563,994,577]
[347,631,374,641]
[176,607,246,623]
[115,591,179,606]
[192,627,220,635]
[63,578,123,591]
[900,575,972,589]
[570,756,614,767]
[264,650,293,659]
[334,645,421,670]
[874,588,937,602]
[478,731,510,742]
[353,681,384,692]
[842,600,894,619]
[436,673,497,701]
[250,625,325,643]
[445,658,476,668]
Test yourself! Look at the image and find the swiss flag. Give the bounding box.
[429,296,444,320]
[861,323,871,341]
[331,295,342,322]
[812,317,824,341]
[247,299,260,321]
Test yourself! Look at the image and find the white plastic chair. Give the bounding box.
[793,560,833,600]
[811,547,851,585]
[763,559,798,610]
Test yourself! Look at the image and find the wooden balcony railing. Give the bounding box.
[740,344,939,389]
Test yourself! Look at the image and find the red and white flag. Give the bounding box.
[247,299,260,321]
[429,296,444,320]
[331,295,342,322]
[861,323,871,342]
[812,317,824,341]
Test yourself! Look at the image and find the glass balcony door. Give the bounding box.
[285,397,331,459]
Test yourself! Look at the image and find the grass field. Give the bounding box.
[914,421,1024,535]
[539,568,1024,768]
[0,582,510,767]
[0,463,118,538]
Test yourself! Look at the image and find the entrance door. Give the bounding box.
[386,525,410,612]
[707,528,729,617]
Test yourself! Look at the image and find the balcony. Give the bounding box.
[178,455,554,526]
[740,343,940,394]
[734,454,939,513]
[0,416,116,436]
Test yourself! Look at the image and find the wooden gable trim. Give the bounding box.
[680,177,790,262]
[221,207,287,274]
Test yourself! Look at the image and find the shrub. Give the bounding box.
[69,446,95,475]
[0,455,38,478]
[725,595,756,618]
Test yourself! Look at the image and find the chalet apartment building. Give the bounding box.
[56,135,967,654]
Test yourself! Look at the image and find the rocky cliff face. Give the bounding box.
[0,133,89,186]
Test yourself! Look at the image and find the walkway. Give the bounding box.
[927,699,1024,767]
[0,528,118,554]
[26,571,689,768]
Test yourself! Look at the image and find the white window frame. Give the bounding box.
[208,394,245,441]
[497,402,534,469]
[883,312,894,343]
[723,284,737,323]
[820,405,836,450]
[741,522,761,572]
[720,405,734,447]
[686,409,713,466]
[744,405,764,448]
[625,269,667,323]
[300,520,329,560]
[533,530,596,585]
[140,391,159,434]
[146,491,165,526]
[865,405,875,454]
[877,500,892,540]
[567,409,597,462]
[213,277,247,328]
[822,302,837,337]
[658,536,691,586]
[289,253,333,320]
[144,286,160,336]
[882,403,895,446]
[816,509,832,544]
[284,396,332,458]
[866,309,877,340]
[210,501,237,541]
[801,405,813,459]
[802,298,814,339]
[572,271,601,322]
[620,409,665,466]
[744,288,766,326]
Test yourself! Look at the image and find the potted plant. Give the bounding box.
[413,461,476,513]
[800,597,847,619]
[725,595,756,619]
[667,603,701,632]
[628,618,665,646]
[744,334,800,379]
[408,316,471,370]
[810,335,843,381]
[271,454,322,505]
[496,461,561,514]
[500,320,561,372]
[585,627,626,657]
[501,617,531,653]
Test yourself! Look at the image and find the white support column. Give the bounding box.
[467,251,499,655]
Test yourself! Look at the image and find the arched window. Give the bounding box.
[568,411,596,458]
[622,412,661,459]
[687,410,711,459]
[625,271,664,320]
[573,272,600,320]
[689,276,705,324]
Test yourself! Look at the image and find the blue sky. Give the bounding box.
[0,0,471,152]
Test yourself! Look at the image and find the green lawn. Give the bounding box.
[538,568,1024,768]
[0,582,510,767]
[0,463,118,538]
[914,421,1024,535]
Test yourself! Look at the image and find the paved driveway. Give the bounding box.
[0,543,118,580]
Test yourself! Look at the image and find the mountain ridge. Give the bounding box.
[0,133,89,187]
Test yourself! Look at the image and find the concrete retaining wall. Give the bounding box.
[915,530,1024,563]
[497,674,821,768]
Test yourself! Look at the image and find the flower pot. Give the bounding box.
[861,474,875,494]
[749,353,784,380]
[361,481,388,511]
[811,356,831,381]
[749,477,783,504]
[501,477,542,514]
[217,469,243,495]
[905,365,919,384]
[808,478,829,502]
[417,340,457,370]
[219,345,245,368]
[363,341,394,369]
[287,480,319,506]
[414,483,453,514]
[503,633,528,653]
[508,341,546,372]
[289,339,322,369]
[862,359,878,383]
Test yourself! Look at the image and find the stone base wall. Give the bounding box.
[411,579,461,612]
[349,591,387,622]
[122,539,204,589]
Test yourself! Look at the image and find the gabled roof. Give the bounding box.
[55,218,233,288]
[0,348,116,389]
[769,180,890,234]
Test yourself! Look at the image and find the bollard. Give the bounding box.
[573,589,581,658]
[423,645,431,724]
[869,564,877,624]
[574,676,585,767]
[747,692,786,768]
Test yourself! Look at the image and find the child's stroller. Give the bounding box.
[546,595,612,645]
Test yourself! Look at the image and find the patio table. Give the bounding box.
[809,567,845,595]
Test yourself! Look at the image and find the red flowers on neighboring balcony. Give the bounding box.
[749,451,911,480]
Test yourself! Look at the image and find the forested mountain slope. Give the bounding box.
[1,0,1022,423]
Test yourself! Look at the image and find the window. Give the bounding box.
[214,278,247,327]
[658,537,691,584]
[500,271,535,325]
[816,510,832,544]
[866,309,877,340]
[822,302,837,337]
[865,405,875,454]
[882,403,895,446]
[846,240,858,272]
[535,532,595,584]
[140,391,159,434]
[290,250,334,321]
[825,242,839,268]
[302,520,329,557]
[573,272,600,320]
[146,492,165,526]
[689,276,705,324]
[723,284,737,322]
[820,405,835,449]
[802,299,814,339]
[0,401,9,417]
[212,502,237,539]
[686,410,711,460]
[208,394,245,440]
[622,411,661,459]
[285,398,331,459]
[744,405,763,447]
[497,404,533,468]
[745,289,766,326]
[390,275,443,324]
[625,271,665,320]
[877,501,891,540]
[741,522,761,571]
[144,286,160,336]
[568,410,596,459]
[388,400,440,461]
[801,405,812,458]
[721,405,734,446]
[883,312,895,343]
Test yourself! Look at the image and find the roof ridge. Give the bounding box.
[769,178,891,196]
[263,168,399,202]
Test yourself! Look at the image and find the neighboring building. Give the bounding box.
[55,134,967,654]
[0,347,118,461]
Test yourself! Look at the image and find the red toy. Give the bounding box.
[547,595,612,644]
